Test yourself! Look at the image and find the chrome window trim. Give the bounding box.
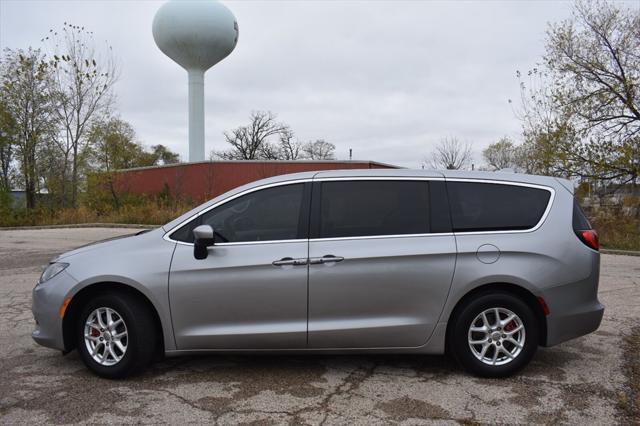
[309,232,454,243]
[163,176,555,246]
[174,238,309,247]
[316,176,445,182]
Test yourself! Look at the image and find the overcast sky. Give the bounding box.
[1,0,623,168]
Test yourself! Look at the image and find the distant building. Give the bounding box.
[110,160,399,202]
[8,189,49,209]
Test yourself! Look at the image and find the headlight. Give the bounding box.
[39,262,69,284]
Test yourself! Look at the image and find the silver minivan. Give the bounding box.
[32,169,604,378]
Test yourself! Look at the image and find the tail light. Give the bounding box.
[576,229,599,251]
[573,199,598,251]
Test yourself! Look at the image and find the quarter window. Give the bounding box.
[447,182,551,232]
[170,184,305,243]
[318,180,430,238]
[572,199,592,231]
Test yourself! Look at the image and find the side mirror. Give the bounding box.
[193,224,215,260]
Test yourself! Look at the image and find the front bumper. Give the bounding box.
[32,270,78,351]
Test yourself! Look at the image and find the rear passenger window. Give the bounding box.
[318,181,429,238]
[572,199,592,231]
[447,182,551,232]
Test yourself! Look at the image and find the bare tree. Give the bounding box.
[216,111,288,160]
[278,128,303,160]
[302,139,335,160]
[258,138,282,160]
[215,111,337,161]
[546,0,639,140]
[510,68,576,177]
[46,23,118,206]
[428,137,473,170]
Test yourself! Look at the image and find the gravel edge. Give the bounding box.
[619,326,640,424]
[0,223,154,231]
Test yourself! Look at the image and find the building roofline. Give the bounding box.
[114,159,401,172]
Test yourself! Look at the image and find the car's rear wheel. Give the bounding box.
[449,292,538,377]
[76,292,156,379]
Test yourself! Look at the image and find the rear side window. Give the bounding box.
[318,180,429,238]
[572,199,592,230]
[447,182,551,232]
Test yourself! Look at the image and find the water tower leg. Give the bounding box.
[188,69,205,162]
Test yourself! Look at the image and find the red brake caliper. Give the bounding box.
[91,326,100,337]
[504,321,516,332]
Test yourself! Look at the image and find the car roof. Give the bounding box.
[313,169,444,179]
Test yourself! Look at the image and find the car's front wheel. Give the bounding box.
[76,292,157,379]
[449,292,539,377]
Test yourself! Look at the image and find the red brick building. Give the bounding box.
[112,160,398,202]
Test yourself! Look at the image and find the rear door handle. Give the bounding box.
[272,257,308,266]
[309,255,344,265]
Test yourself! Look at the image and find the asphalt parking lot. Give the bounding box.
[0,227,638,425]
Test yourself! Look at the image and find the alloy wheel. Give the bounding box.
[467,307,525,366]
[83,307,128,366]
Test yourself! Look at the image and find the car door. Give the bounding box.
[307,178,457,348]
[168,182,311,350]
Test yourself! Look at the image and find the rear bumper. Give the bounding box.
[544,301,604,347]
[542,271,604,346]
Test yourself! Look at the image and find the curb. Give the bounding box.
[601,249,640,257]
[0,223,155,231]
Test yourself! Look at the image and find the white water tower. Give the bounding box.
[153,0,238,162]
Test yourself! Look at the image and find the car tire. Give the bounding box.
[449,292,539,378]
[76,292,157,379]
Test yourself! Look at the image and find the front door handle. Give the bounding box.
[272,257,295,266]
[272,257,308,266]
[321,255,344,263]
[309,255,344,265]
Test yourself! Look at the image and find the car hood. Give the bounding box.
[53,228,159,261]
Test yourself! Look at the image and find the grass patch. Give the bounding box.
[0,202,197,228]
[592,215,640,252]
